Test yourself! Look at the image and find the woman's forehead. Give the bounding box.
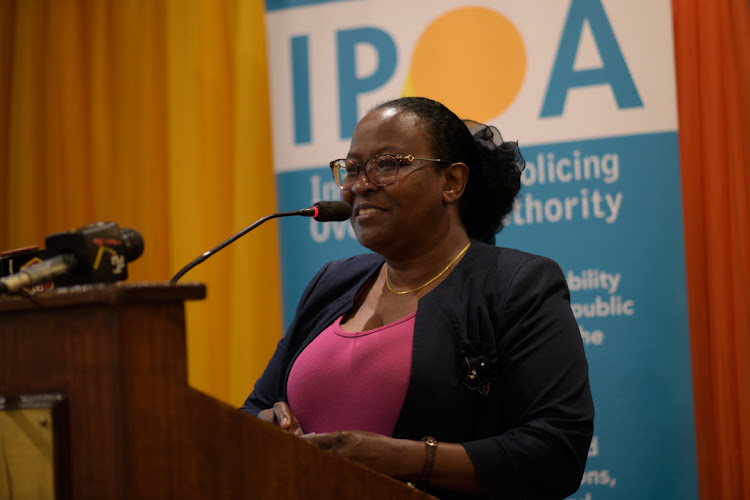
[349,108,428,154]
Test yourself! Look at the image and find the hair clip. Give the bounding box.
[463,119,526,174]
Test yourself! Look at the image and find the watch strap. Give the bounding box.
[421,436,438,486]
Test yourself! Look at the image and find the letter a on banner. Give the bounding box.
[541,0,643,117]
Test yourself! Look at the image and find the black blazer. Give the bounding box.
[242,241,594,499]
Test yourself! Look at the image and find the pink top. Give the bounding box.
[286,313,416,436]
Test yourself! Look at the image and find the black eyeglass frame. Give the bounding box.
[329,154,450,189]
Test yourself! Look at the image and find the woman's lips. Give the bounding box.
[356,206,386,219]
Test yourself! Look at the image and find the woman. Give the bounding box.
[241,97,594,499]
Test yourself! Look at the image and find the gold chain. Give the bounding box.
[385,242,471,295]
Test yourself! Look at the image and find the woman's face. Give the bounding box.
[341,106,451,257]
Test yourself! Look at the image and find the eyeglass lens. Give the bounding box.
[334,155,399,187]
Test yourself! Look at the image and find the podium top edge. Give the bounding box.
[0,281,206,313]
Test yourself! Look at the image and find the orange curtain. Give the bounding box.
[674,0,750,498]
[0,0,282,406]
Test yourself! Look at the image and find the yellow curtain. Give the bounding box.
[0,0,281,406]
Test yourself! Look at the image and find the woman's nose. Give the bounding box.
[351,168,378,195]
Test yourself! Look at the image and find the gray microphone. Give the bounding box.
[0,254,76,294]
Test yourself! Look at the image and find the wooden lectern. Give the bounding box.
[0,283,433,499]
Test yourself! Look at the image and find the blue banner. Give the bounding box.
[265,1,697,498]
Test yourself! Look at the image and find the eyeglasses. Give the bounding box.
[329,154,449,189]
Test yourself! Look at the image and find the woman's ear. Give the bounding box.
[442,162,469,204]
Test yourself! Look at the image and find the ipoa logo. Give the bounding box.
[286,0,642,146]
[403,7,527,123]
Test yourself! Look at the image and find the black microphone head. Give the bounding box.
[313,201,352,222]
[44,222,144,287]
[120,228,144,262]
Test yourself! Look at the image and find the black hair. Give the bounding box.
[373,97,523,244]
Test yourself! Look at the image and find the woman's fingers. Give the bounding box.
[258,402,303,436]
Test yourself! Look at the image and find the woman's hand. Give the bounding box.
[304,431,483,495]
[303,430,415,478]
[257,402,303,436]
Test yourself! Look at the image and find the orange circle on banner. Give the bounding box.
[406,7,527,122]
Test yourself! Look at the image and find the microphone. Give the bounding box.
[170,201,352,283]
[294,200,354,222]
[0,222,144,295]
[0,254,76,295]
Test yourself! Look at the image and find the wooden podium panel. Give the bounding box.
[0,283,432,499]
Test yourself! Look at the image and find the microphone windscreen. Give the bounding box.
[313,201,352,222]
[120,228,144,262]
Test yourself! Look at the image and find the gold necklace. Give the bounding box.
[385,242,471,295]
